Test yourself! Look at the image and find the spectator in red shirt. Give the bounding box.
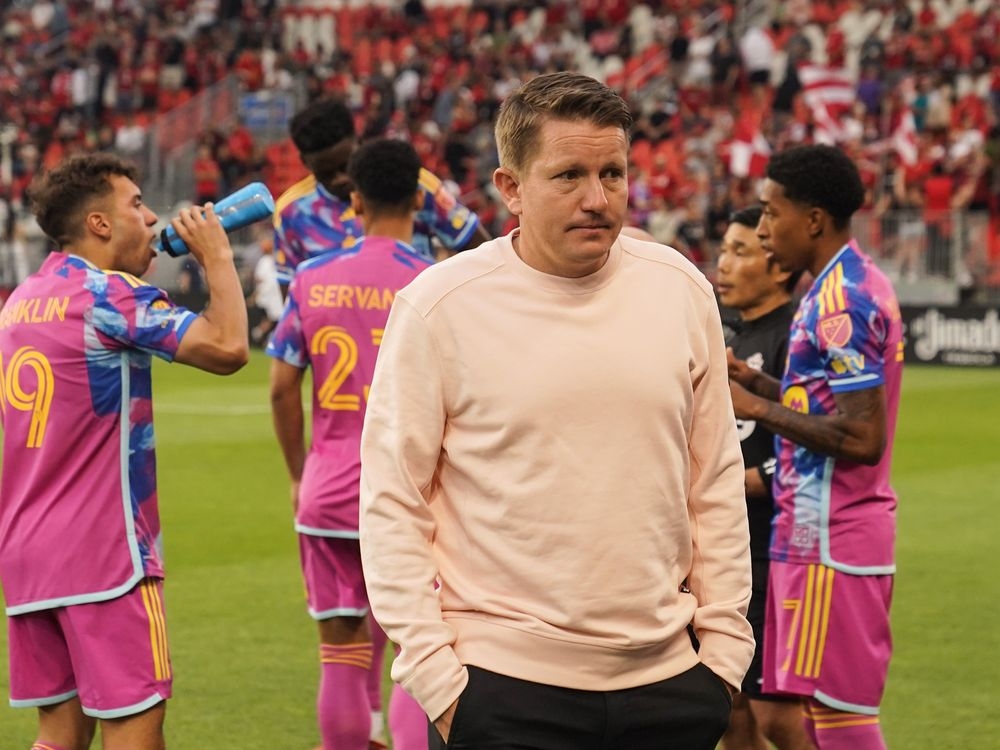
[923,162,954,275]
[193,142,222,204]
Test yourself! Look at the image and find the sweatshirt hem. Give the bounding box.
[447,615,701,691]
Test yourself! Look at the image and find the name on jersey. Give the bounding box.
[0,296,70,330]
[307,285,396,310]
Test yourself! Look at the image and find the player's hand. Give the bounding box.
[170,203,233,267]
[726,347,756,388]
[289,479,301,514]
[433,700,459,744]
[729,379,761,420]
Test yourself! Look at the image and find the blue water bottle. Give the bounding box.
[155,181,275,257]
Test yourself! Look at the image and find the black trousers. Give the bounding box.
[429,663,732,750]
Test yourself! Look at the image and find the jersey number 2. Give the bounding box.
[310,326,380,411]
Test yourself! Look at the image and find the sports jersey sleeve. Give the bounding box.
[416,169,479,251]
[813,280,887,393]
[90,273,196,361]
[265,276,307,368]
[274,220,305,283]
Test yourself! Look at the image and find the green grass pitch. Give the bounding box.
[1,353,998,747]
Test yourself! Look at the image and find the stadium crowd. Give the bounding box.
[2,0,1000,290]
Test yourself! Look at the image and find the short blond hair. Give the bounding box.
[494,72,633,173]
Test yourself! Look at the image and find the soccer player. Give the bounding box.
[729,144,903,750]
[716,206,814,750]
[267,138,434,750]
[273,95,478,749]
[0,153,248,750]
[359,71,752,749]
[272,97,490,284]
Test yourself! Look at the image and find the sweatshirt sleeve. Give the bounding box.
[358,295,469,721]
[686,296,756,689]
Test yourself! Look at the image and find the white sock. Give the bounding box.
[370,709,386,743]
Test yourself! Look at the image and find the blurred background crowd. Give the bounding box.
[1,0,999,306]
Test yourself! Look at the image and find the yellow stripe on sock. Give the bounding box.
[814,716,881,729]
[320,643,373,669]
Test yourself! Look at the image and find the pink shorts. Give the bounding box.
[763,561,893,714]
[298,534,369,620]
[7,578,172,718]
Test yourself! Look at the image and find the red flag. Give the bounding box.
[798,63,856,143]
[729,118,771,178]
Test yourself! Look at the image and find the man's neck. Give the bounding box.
[740,294,791,323]
[363,215,414,245]
[810,232,851,277]
[62,243,108,269]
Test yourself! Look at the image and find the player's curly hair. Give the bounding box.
[765,144,864,231]
[289,97,355,155]
[347,138,421,215]
[29,153,138,247]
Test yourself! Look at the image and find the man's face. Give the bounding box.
[494,117,628,278]
[306,138,356,202]
[716,221,788,319]
[106,174,159,276]
[757,178,814,275]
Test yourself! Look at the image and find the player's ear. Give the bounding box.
[412,190,422,212]
[350,190,363,216]
[807,206,826,238]
[86,210,112,240]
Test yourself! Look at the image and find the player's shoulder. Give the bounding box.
[364,236,434,267]
[274,175,319,225]
[417,167,443,194]
[295,246,358,276]
[104,270,151,289]
[828,243,898,308]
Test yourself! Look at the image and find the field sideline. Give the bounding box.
[1,353,998,748]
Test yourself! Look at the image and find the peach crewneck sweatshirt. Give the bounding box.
[360,231,754,720]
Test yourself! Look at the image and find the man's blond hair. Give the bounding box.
[494,72,633,173]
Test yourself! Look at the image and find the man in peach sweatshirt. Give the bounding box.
[360,71,754,750]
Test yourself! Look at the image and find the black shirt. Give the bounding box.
[729,302,794,561]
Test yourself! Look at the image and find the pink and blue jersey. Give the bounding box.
[0,253,196,615]
[266,236,432,535]
[273,169,479,282]
[771,241,903,575]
